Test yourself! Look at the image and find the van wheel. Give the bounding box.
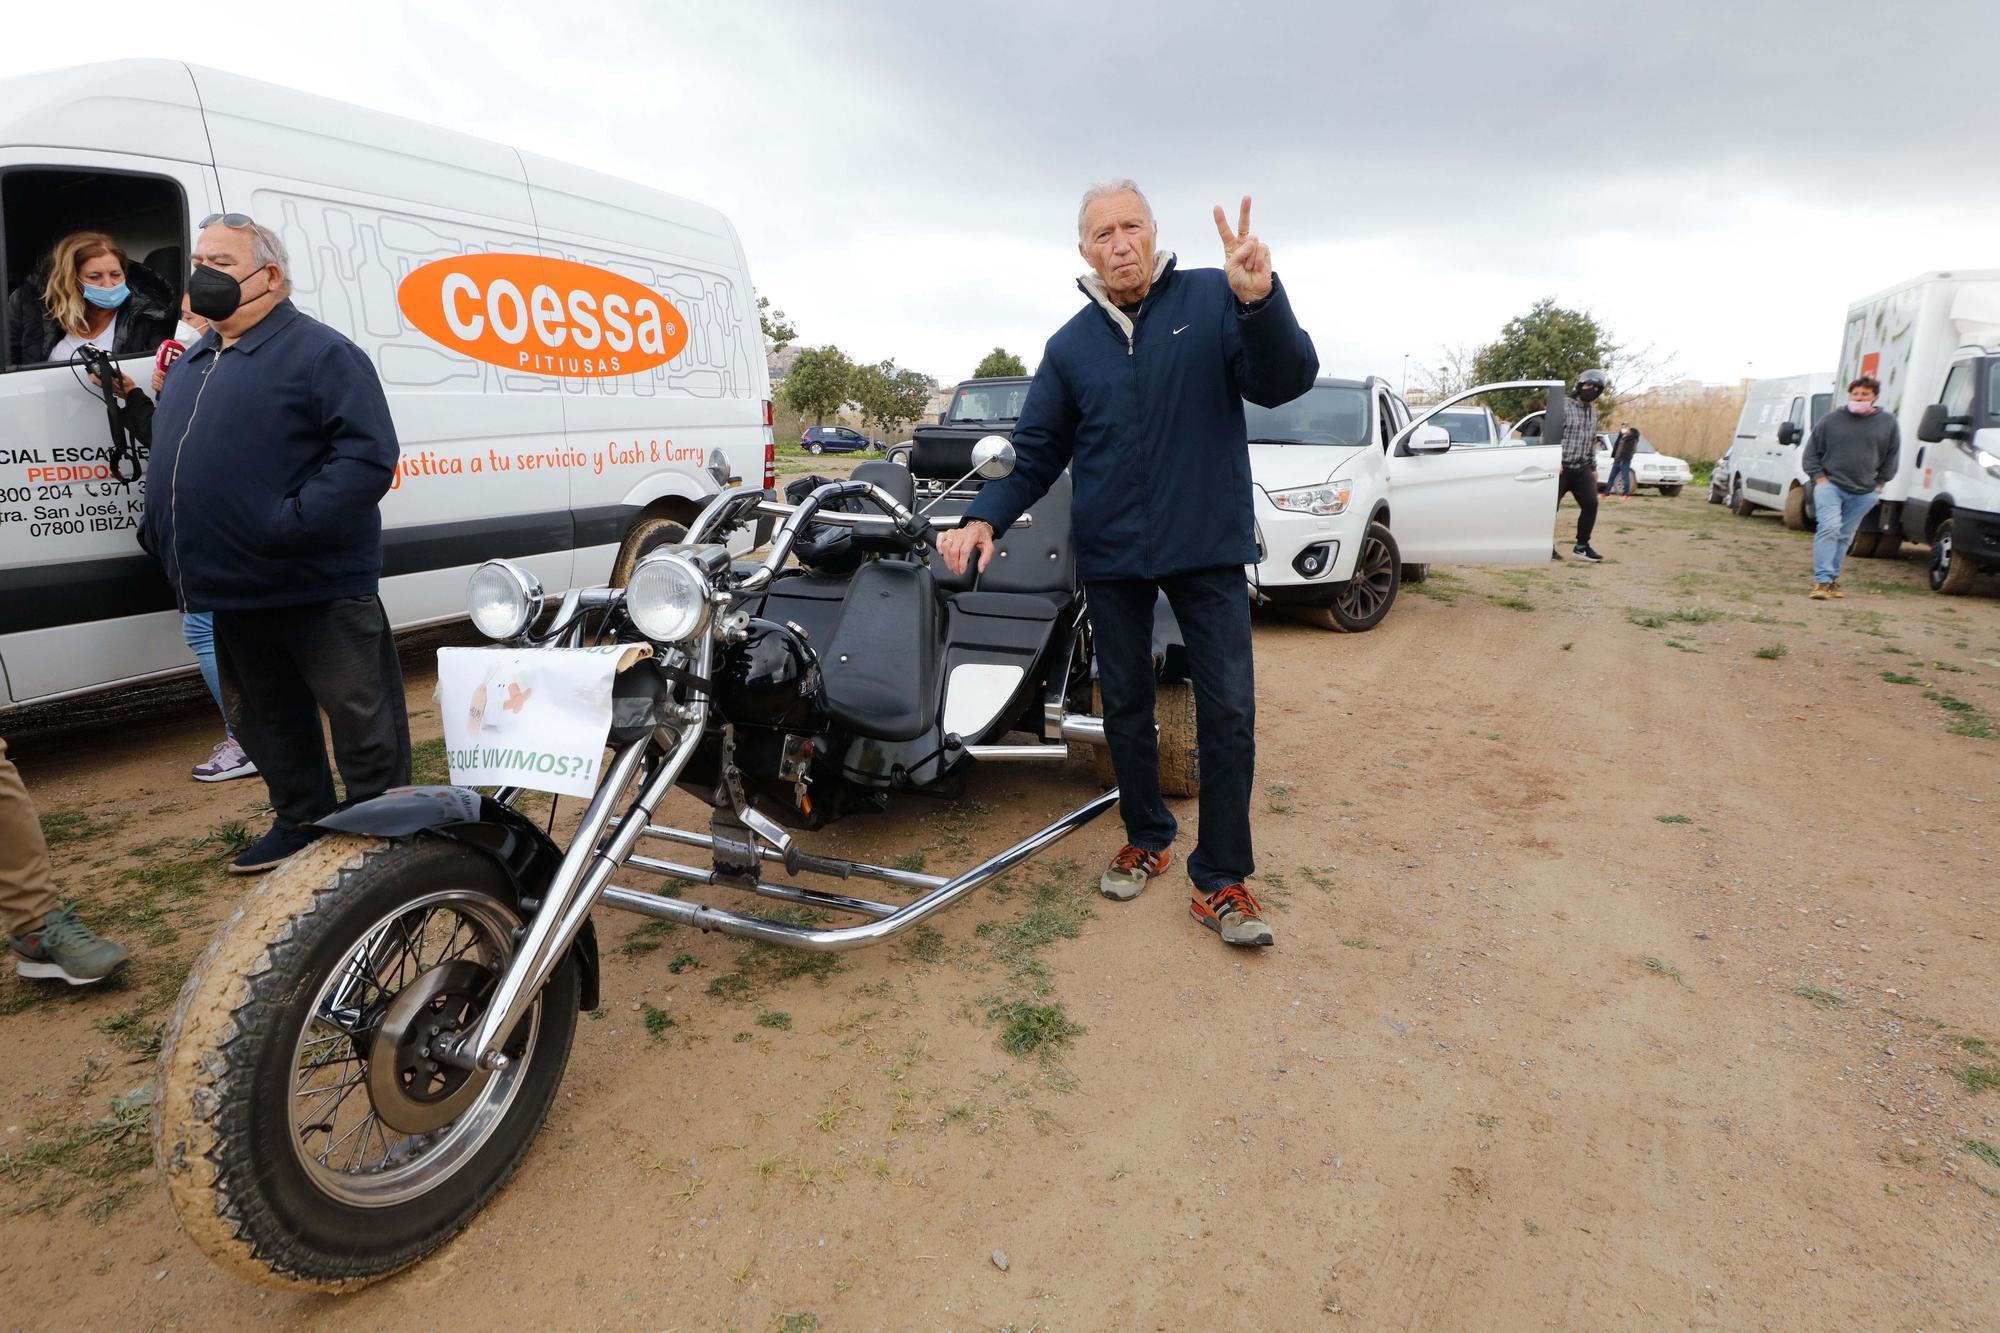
[1731,482,1755,517]
[1874,529,1903,561]
[1782,485,1810,530]
[1401,562,1429,585]
[609,515,689,588]
[1091,681,1199,799]
[1929,518,1979,595]
[1848,531,1880,559]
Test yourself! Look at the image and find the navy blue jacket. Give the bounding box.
[140,301,398,611]
[964,257,1317,581]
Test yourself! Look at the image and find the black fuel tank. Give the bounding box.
[717,618,826,733]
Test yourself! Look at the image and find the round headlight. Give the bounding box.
[626,552,711,643]
[467,559,542,640]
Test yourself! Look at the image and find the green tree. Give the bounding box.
[780,345,853,426]
[757,292,797,353]
[973,347,1028,378]
[853,360,936,436]
[1470,298,1617,422]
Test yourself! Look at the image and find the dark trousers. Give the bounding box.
[1606,458,1634,495]
[1086,564,1255,894]
[213,596,411,835]
[1557,464,1599,545]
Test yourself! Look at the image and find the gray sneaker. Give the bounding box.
[1099,844,1171,901]
[11,907,131,986]
[192,737,257,783]
[1189,884,1275,948]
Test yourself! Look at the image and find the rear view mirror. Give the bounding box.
[1407,424,1451,454]
[1916,403,1956,443]
[1777,421,1800,446]
[972,435,1016,478]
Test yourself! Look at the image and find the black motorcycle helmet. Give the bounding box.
[1573,368,1608,402]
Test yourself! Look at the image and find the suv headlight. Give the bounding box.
[627,551,712,643]
[1268,478,1353,516]
[467,559,543,640]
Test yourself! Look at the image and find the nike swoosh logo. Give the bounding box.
[1172,324,1189,335]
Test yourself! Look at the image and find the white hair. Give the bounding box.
[1077,179,1154,241]
[246,221,292,293]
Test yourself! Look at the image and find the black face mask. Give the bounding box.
[1575,384,1603,402]
[186,263,277,322]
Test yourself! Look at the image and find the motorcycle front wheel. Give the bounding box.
[155,834,579,1290]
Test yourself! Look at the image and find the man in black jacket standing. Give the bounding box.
[141,215,408,873]
[939,181,1318,948]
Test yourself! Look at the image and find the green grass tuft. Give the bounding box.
[1753,643,1788,660]
[1792,986,1845,1008]
[641,1002,676,1039]
[1881,671,1922,685]
[1655,813,1694,825]
[988,1000,1084,1057]
[1963,1139,2000,1170]
[754,1010,792,1030]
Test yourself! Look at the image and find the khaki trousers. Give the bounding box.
[0,738,57,938]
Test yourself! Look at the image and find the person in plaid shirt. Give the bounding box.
[1553,368,1607,562]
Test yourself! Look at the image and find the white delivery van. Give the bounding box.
[0,60,773,710]
[1833,271,2000,592]
[1722,372,1833,527]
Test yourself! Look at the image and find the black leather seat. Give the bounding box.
[850,460,914,509]
[933,471,1073,599]
[819,560,942,741]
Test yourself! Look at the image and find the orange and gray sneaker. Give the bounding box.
[1189,883,1275,947]
[1099,844,1170,901]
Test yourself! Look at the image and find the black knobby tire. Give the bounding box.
[156,835,580,1290]
[1848,530,1881,559]
[1731,482,1755,517]
[1874,528,1904,562]
[1658,485,1683,499]
[1324,522,1401,633]
[1782,485,1810,531]
[610,515,689,588]
[1930,517,1979,595]
[1401,562,1429,585]
[1091,680,1199,799]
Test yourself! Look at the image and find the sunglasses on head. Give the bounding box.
[198,212,256,229]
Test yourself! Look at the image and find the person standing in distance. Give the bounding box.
[1607,422,1640,499]
[1802,375,1899,599]
[938,182,1318,948]
[140,214,409,873]
[1553,369,1608,562]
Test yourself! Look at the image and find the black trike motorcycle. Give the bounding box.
[155,435,1195,1288]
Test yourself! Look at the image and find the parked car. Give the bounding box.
[1724,372,1834,526]
[1594,432,1693,496]
[1428,403,1506,446]
[800,425,886,455]
[1246,377,1564,631]
[1708,445,1737,504]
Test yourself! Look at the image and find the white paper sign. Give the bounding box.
[435,645,648,797]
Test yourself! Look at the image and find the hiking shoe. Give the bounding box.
[229,825,320,876]
[1189,884,1275,948]
[1828,580,1846,598]
[1809,583,1833,600]
[191,737,257,783]
[1550,548,1564,561]
[1572,543,1604,563]
[11,907,130,986]
[1100,844,1171,901]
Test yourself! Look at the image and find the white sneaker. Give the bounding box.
[192,737,257,783]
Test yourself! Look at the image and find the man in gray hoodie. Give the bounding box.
[1801,375,1899,598]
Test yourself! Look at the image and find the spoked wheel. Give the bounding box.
[1323,521,1401,632]
[157,835,579,1290]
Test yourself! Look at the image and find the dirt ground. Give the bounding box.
[3,490,1998,1331]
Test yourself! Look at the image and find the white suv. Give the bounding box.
[1247,378,1564,630]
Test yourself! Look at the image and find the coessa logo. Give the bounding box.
[397,254,689,378]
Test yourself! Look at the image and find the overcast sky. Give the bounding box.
[8,0,1998,392]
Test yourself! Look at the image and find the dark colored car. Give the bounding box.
[800,425,886,455]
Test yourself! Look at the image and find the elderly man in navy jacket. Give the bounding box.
[141,215,408,875]
[941,181,1318,947]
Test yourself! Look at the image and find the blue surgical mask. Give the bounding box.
[82,283,130,310]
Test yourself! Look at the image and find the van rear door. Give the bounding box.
[0,63,221,705]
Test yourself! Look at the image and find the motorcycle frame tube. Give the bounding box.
[606,821,949,891]
[456,639,715,1071]
[596,787,1119,953]
[620,853,900,920]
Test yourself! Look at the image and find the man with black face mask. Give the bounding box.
[1552,368,1608,562]
[139,214,408,874]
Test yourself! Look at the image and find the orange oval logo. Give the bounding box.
[397,254,689,378]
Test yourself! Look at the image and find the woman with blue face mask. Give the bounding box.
[15,230,176,366]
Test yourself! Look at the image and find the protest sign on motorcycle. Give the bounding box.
[436,643,651,797]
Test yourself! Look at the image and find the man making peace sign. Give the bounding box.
[939,180,1318,947]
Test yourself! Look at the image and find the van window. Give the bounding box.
[1811,392,1832,420]
[1988,363,2000,426]
[1939,362,1974,420]
[2,168,186,371]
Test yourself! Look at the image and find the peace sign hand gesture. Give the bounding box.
[1213,195,1273,304]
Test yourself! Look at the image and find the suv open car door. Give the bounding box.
[1383,381,1564,563]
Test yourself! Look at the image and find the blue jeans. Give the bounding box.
[1085,565,1255,893]
[1606,459,1634,495]
[182,612,233,737]
[1813,482,1879,584]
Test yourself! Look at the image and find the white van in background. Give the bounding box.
[0,60,773,709]
[1833,271,2000,593]
[1723,372,1833,527]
